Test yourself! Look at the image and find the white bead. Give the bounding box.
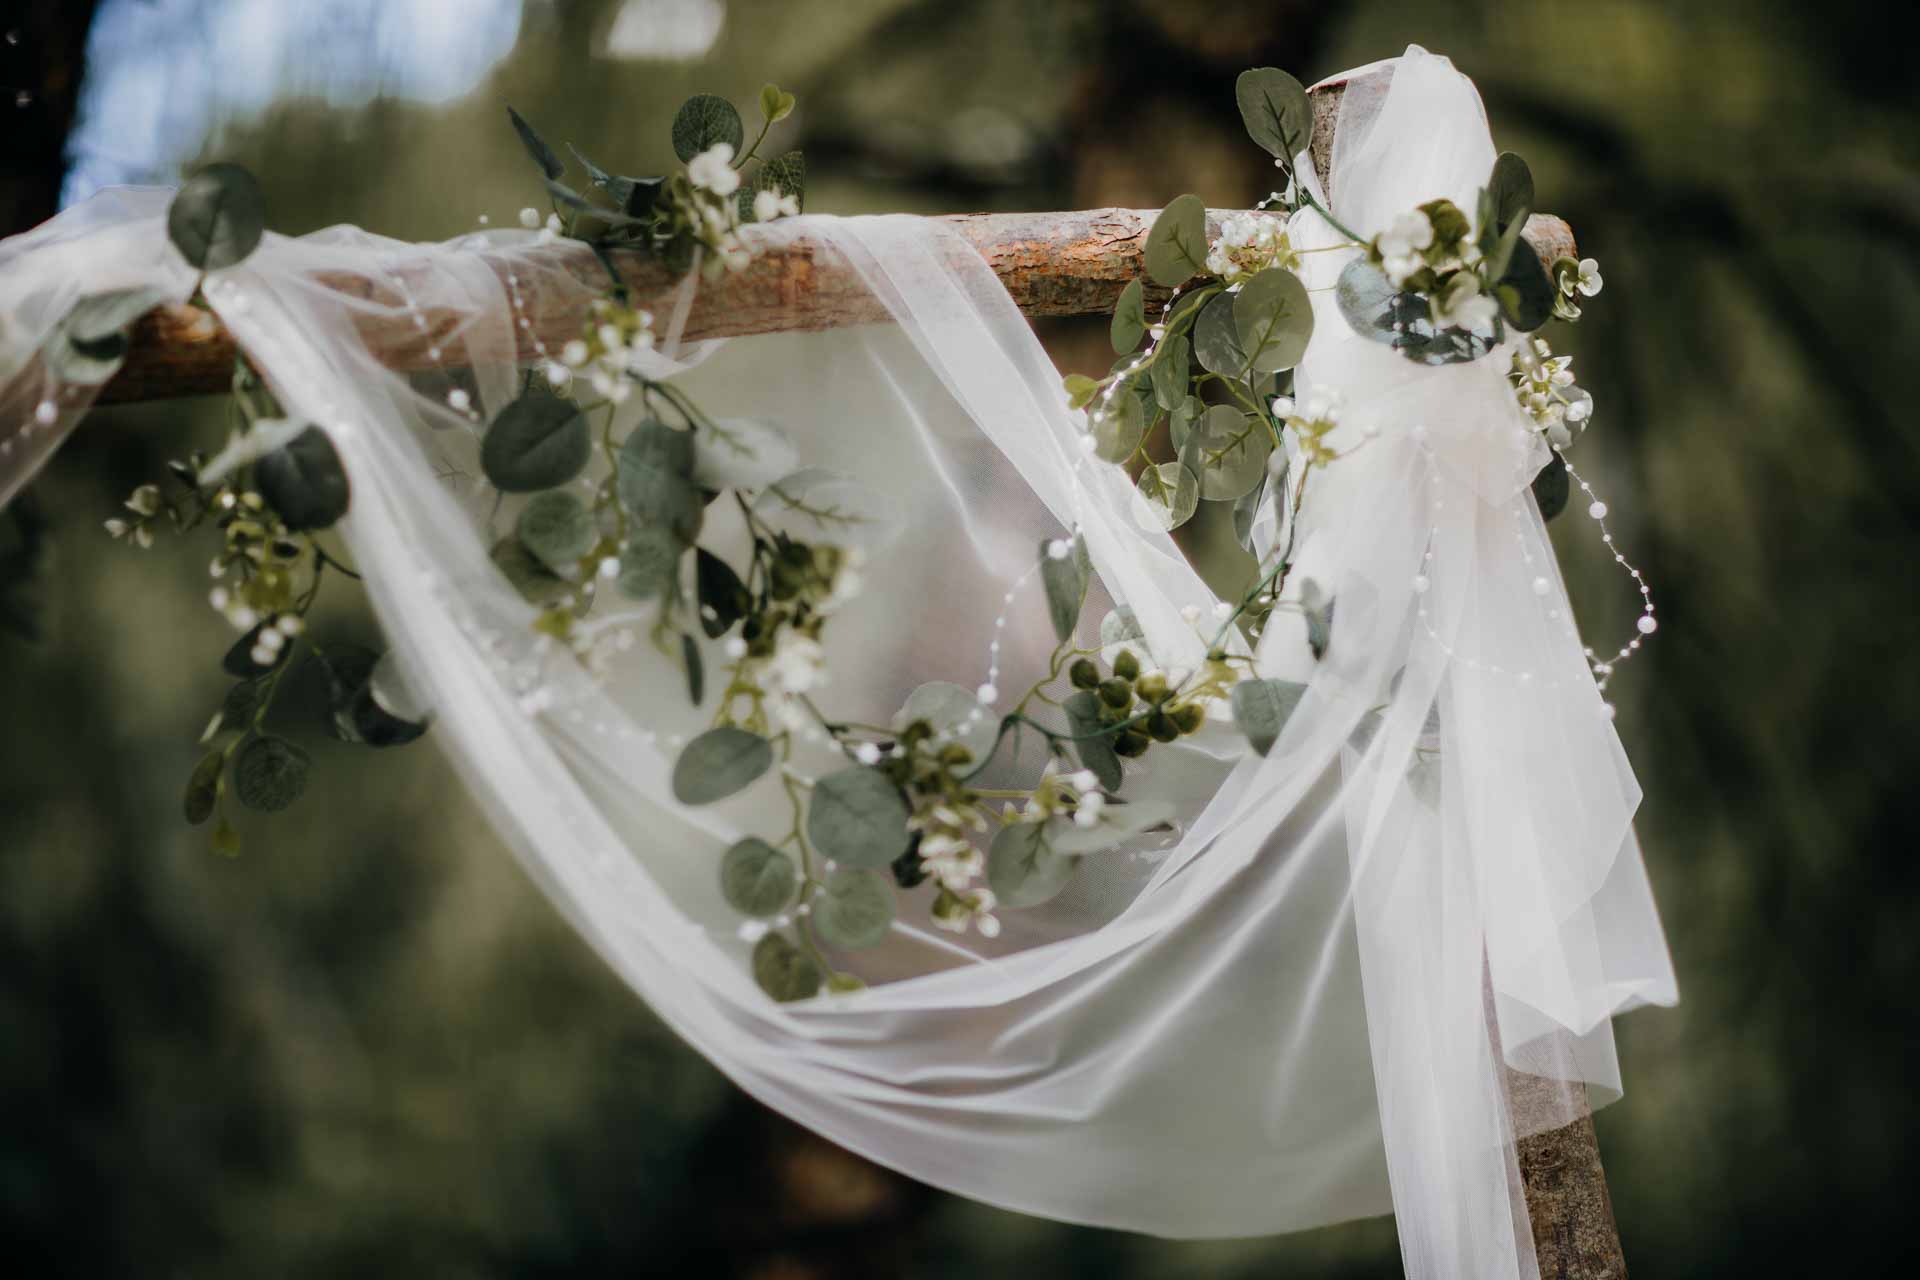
[33,400,57,426]
[1588,500,1608,519]
[1411,574,1430,594]
[1636,615,1658,635]
[975,683,998,705]
[446,388,471,411]
[1531,576,1550,596]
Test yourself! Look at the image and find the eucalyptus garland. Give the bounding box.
[53,69,1610,1002]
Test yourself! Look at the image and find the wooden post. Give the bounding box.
[76,75,1628,1279]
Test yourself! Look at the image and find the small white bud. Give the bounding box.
[518,207,540,229]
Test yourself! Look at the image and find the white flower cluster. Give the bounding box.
[103,483,161,548]
[1205,212,1300,285]
[1269,386,1349,466]
[1375,209,1434,286]
[684,142,755,276]
[1510,337,1594,449]
[912,798,1001,937]
[553,298,656,402]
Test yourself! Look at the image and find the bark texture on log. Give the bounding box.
[95,75,1572,406]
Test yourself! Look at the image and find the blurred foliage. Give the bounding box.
[3,0,1917,1274]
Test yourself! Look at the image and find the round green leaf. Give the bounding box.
[1151,333,1190,410]
[482,388,591,493]
[167,164,267,271]
[806,767,910,869]
[810,868,895,950]
[1334,258,1400,343]
[1110,278,1146,354]
[255,426,350,531]
[1235,67,1313,162]
[616,526,683,600]
[1144,194,1207,288]
[1193,290,1248,377]
[1180,404,1272,502]
[1487,152,1534,233]
[517,490,597,572]
[1039,535,1088,643]
[1231,678,1308,757]
[1062,690,1123,793]
[720,838,799,917]
[233,734,309,812]
[1233,268,1313,374]
[1130,460,1199,532]
[183,749,223,825]
[751,932,821,1003]
[618,420,702,544]
[672,93,744,162]
[1089,384,1146,463]
[987,821,1075,908]
[672,727,773,805]
[1495,246,1556,333]
[492,536,570,604]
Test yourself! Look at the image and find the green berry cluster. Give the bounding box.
[1068,648,1207,757]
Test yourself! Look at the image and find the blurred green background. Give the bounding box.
[3,0,1914,1274]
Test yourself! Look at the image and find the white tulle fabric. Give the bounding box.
[0,46,1673,1280]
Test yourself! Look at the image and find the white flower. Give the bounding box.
[545,212,563,234]
[544,361,571,388]
[1377,209,1433,260]
[1574,257,1603,297]
[1269,395,1295,420]
[518,207,541,229]
[1073,791,1106,828]
[753,188,782,224]
[1452,293,1500,330]
[686,142,740,196]
[124,485,160,516]
[765,628,826,695]
[1046,539,1072,561]
[561,339,590,368]
[104,517,128,538]
[854,742,883,766]
[1381,252,1421,287]
[1067,769,1099,794]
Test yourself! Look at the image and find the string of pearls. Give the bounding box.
[1407,425,1657,712]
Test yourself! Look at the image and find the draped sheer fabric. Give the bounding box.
[0,46,1674,1279]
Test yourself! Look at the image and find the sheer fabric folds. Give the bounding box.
[0,46,1674,1280]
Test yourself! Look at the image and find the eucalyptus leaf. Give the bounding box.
[1040,535,1088,643]
[1151,333,1189,410]
[517,490,596,572]
[672,93,744,162]
[810,869,895,950]
[695,548,748,638]
[1301,579,1334,660]
[1487,152,1534,233]
[616,526,684,600]
[1110,278,1146,355]
[167,163,266,271]
[617,419,703,545]
[1089,383,1147,463]
[1235,67,1313,162]
[1334,258,1400,342]
[1193,290,1248,377]
[754,469,899,549]
[1144,194,1207,288]
[720,837,798,917]
[1231,678,1307,756]
[737,149,805,222]
[1181,405,1271,502]
[183,750,223,825]
[751,932,821,1003]
[1063,689,1123,792]
[987,822,1075,908]
[255,427,350,531]
[1532,450,1570,522]
[1130,460,1200,532]
[682,632,704,705]
[1050,798,1177,854]
[506,105,563,179]
[1234,268,1313,374]
[234,734,309,812]
[1494,244,1556,333]
[492,536,571,604]
[807,767,911,869]
[482,388,591,492]
[692,417,799,491]
[672,726,772,805]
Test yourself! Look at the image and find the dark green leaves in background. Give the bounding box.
[254,427,350,531]
[1235,67,1313,163]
